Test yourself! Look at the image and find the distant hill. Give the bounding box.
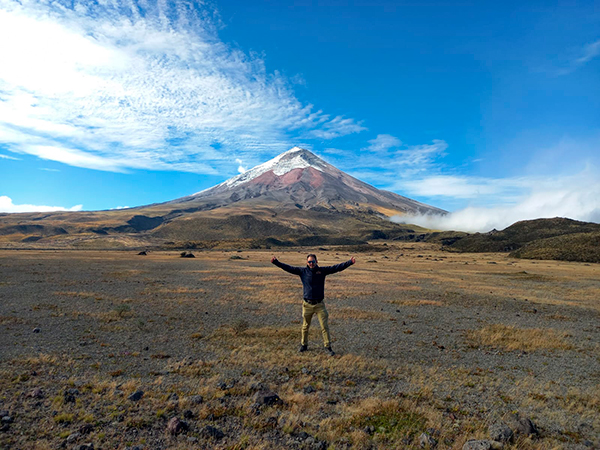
[509,231,600,263]
[442,217,600,262]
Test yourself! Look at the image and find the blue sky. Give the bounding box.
[0,0,598,231]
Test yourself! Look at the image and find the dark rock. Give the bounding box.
[128,390,144,401]
[189,395,203,404]
[489,422,514,442]
[253,391,283,406]
[462,441,492,450]
[167,417,188,435]
[183,409,194,419]
[78,424,94,435]
[303,385,315,394]
[33,328,41,333]
[28,388,43,398]
[419,432,438,448]
[296,431,311,440]
[0,411,9,418]
[505,412,538,436]
[66,432,80,443]
[1,416,13,424]
[180,252,195,258]
[0,424,9,432]
[66,389,80,396]
[168,393,179,401]
[138,251,147,255]
[200,425,224,440]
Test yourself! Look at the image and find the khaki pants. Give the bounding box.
[302,301,331,348]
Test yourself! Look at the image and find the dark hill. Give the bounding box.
[510,231,600,263]
[444,218,600,253]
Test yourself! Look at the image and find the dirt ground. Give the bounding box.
[0,244,599,449]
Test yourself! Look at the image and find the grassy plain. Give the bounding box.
[0,244,598,449]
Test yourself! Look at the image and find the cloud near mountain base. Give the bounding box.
[392,176,600,232]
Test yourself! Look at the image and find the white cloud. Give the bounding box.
[0,0,365,174]
[365,134,402,153]
[0,195,82,213]
[392,170,600,232]
[235,158,246,173]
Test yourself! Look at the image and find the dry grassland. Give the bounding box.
[0,245,599,449]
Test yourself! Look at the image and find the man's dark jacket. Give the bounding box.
[272,259,353,301]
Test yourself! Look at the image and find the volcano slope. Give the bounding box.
[1,244,598,449]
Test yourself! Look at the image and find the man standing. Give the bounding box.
[271,254,356,356]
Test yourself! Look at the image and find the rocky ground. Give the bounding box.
[0,244,598,449]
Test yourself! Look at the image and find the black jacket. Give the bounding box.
[272,259,353,301]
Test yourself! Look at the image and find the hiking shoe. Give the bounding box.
[325,347,335,357]
[298,344,308,353]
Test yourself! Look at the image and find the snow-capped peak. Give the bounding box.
[195,148,328,195]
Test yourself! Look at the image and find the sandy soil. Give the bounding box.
[0,244,598,449]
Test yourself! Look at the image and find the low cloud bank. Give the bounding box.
[0,196,82,213]
[392,182,600,233]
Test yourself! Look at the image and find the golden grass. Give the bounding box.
[467,324,574,351]
[387,299,443,306]
[333,307,391,320]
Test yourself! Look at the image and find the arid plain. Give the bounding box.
[1,244,598,449]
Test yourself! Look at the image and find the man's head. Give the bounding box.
[306,254,318,267]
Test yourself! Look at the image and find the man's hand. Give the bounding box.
[271,256,278,264]
[350,256,356,265]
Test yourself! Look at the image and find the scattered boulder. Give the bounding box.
[489,422,514,443]
[76,444,94,450]
[1,416,13,424]
[180,252,195,258]
[128,390,144,401]
[78,424,94,435]
[462,441,492,450]
[0,411,8,418]
[33,328,41,333]
[419,432,438,448]
[189,395,203,405]
[200,425,224,440]
[183,409,194,419]
[303,385,315,394]
[66,432,80,443]
[138,251,147,255]
[28,387,43,398]
[253,391,283,407]
[167,417,188,435]
[504,412,539,436]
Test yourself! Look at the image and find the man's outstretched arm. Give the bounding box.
[271,256,303,275]
[321,256,356,275]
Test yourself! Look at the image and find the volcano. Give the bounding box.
[169,147,444,215]
[0,148,446,248]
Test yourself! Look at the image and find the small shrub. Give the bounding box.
[231,318,249,335]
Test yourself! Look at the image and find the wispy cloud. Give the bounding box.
[365,134,402,153]
[576,39,600,64]
[558,39,600,75]
[0,195,82,213]
[0,0,365,175]
[0,153,20,160]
